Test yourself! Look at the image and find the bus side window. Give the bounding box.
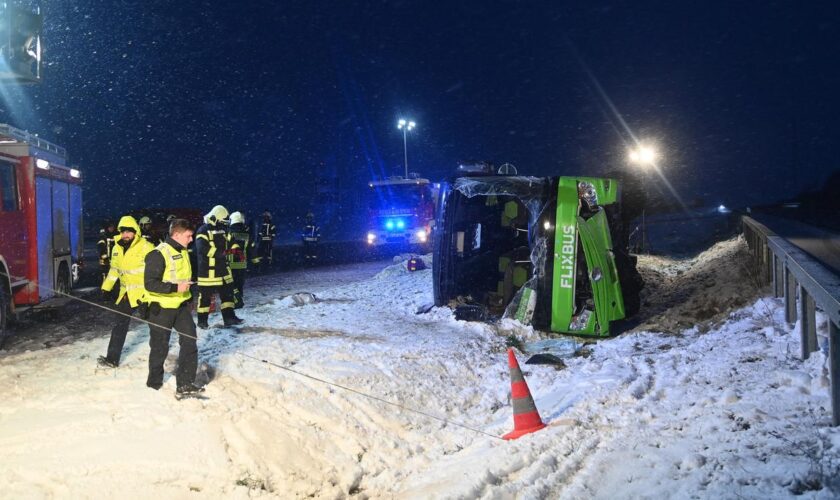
[0,162,19,212]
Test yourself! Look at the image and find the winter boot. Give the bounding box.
[97,356,118,368]
[176,383,205,395]
[175,383,206,400]
[222,308,244,327]
[197,313,209,329]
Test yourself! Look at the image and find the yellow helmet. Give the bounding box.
[138,216,151,225]
[205,205,229,225]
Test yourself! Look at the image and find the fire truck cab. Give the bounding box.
[365,175,436,248]
[0,124,83,344]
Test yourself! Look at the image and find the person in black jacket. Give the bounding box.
[97,220,118,302]
[257,211,276,271]
[142,218,204,396]
[301,211,320,262]
[194,205,243,328]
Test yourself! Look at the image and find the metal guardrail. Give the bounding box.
[742,216,840,425]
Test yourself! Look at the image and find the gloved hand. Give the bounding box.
[136,301,149,320]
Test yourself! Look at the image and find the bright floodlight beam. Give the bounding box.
[628,145,658,167]
[397,117,416,178]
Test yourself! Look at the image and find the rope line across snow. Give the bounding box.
[1,271,503,440]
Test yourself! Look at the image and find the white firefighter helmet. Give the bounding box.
[139,216,152,225]
[229,211,245,225]
[205,205,229,225]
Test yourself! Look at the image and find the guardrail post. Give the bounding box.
[784,267,797,325]
[764,246,772,284]
[799,286,817,359]
[831,320,840,426]
[755,234,763,277]
[773,255,783,298]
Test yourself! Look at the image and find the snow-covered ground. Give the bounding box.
[1,238,839,498]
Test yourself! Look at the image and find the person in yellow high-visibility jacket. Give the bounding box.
[142,218,203,396]
[97,215,155,368]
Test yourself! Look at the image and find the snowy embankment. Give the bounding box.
[1,237,839,498]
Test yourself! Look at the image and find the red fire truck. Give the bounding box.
[0,124,83,344]
[365,176,437,248]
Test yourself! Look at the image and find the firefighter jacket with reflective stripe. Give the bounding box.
[97,230,118,266]
[226,223,258,270]
[101,217,156,307]
[259,221,276,242]
[195,222,233,286]
[143,239,192,308]
[302,224,320,242]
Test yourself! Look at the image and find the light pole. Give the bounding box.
[397,118,415,178]
[628,144,659,254]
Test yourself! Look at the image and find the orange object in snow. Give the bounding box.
[502,348,546,440]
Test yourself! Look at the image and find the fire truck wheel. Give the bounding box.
[56,263,71,296]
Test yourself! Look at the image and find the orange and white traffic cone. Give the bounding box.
[502,348,546,440]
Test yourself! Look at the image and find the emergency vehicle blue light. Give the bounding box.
[396,219,405,229]
[385,219,395,230]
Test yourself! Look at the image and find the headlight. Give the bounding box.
[367,232,376,244]
[578,181,598,209]
[416,230,427,242]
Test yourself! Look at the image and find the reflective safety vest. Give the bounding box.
[145,242,192,308]
[259,221,276,241]
[101,233,155,307]
[227,229,253,270]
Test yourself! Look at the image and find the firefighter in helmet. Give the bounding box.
[195,205,243,328]
[301,211,320,262]
[138,216,159,246]
[97,215,156,368]
[97,219,119,302]
[257,210,276,271]
[226,211,260,308]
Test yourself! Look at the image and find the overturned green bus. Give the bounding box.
[432,173,643,337]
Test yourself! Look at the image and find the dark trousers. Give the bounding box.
[258,240,273,267]
[196,284,236,324]
[303,240,318,260]
[231,268,245,308]
[147,302,197,388]
[105,296,135,364]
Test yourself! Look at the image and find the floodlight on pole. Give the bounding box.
[397,118,416,178]
[627,142,660,254]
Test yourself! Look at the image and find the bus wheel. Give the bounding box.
[56,263,71,296]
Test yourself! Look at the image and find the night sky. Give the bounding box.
[2,1,838,231]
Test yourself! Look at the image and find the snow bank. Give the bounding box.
[635,236,763,334]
